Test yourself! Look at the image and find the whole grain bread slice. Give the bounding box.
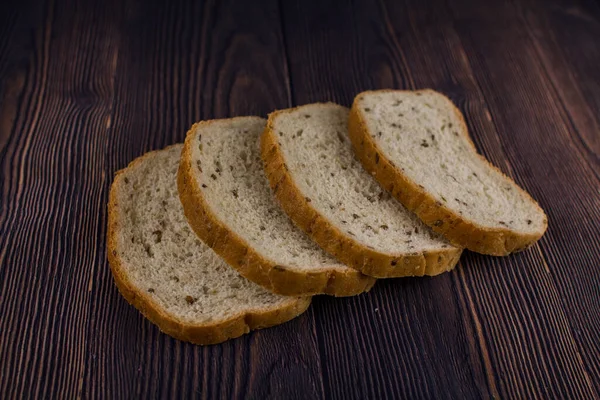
[349,89,548,255]
[262,103,462,278]
[107,144,310,345]
[178,117,375,296]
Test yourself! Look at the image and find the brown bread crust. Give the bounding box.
[178,120,376,296]
[262,107,462,278]
[348,89,547,256]
[107,146,311,345]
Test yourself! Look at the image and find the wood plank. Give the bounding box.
[80,1,324,398]
[280,1,494,398]
[0,0,120,397]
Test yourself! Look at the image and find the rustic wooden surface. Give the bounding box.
[1,0,599,398]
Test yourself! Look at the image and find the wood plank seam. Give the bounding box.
[276,0,294,108]
[456,263,500,398]
[378,0,416,90]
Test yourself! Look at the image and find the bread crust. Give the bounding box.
[262,107,462,279]
[178,120,376,296]
[107,145,311,345]
[348,89,548,256]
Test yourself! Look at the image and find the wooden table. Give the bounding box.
[1,0,599,398]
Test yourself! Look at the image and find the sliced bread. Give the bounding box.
[107,145,310,345]
[349,90,547,255]
[178,117,375,296]
[262,104,462,278]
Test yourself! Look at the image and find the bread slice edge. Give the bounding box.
[349,89,548,255]
[107,145,311,345]
[263,106,462,279]
[178,119,376,296]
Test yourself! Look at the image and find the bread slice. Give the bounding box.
[107,144,310,345]
[178,117,375,296]
[262,104,462,278]
[349,89,548,255]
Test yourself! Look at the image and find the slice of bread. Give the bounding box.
[178,117,375,296]
[349,89,548,255]
[262,104,462,278]
[107,145,310,345]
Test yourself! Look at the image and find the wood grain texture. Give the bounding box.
[1,0,599,398]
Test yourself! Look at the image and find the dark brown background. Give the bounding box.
[1,0,599,398]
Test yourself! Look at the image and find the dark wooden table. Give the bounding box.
[1,0,599,398]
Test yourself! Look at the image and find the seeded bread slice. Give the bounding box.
[262,104,462,278]
[178,117,375,296]
[107,145,310,345]
[349,89,548,255]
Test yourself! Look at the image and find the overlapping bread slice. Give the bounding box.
[349,90,547,255]
[262,103,462,278]
[107,145,310,345]
[178,117,375,296]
